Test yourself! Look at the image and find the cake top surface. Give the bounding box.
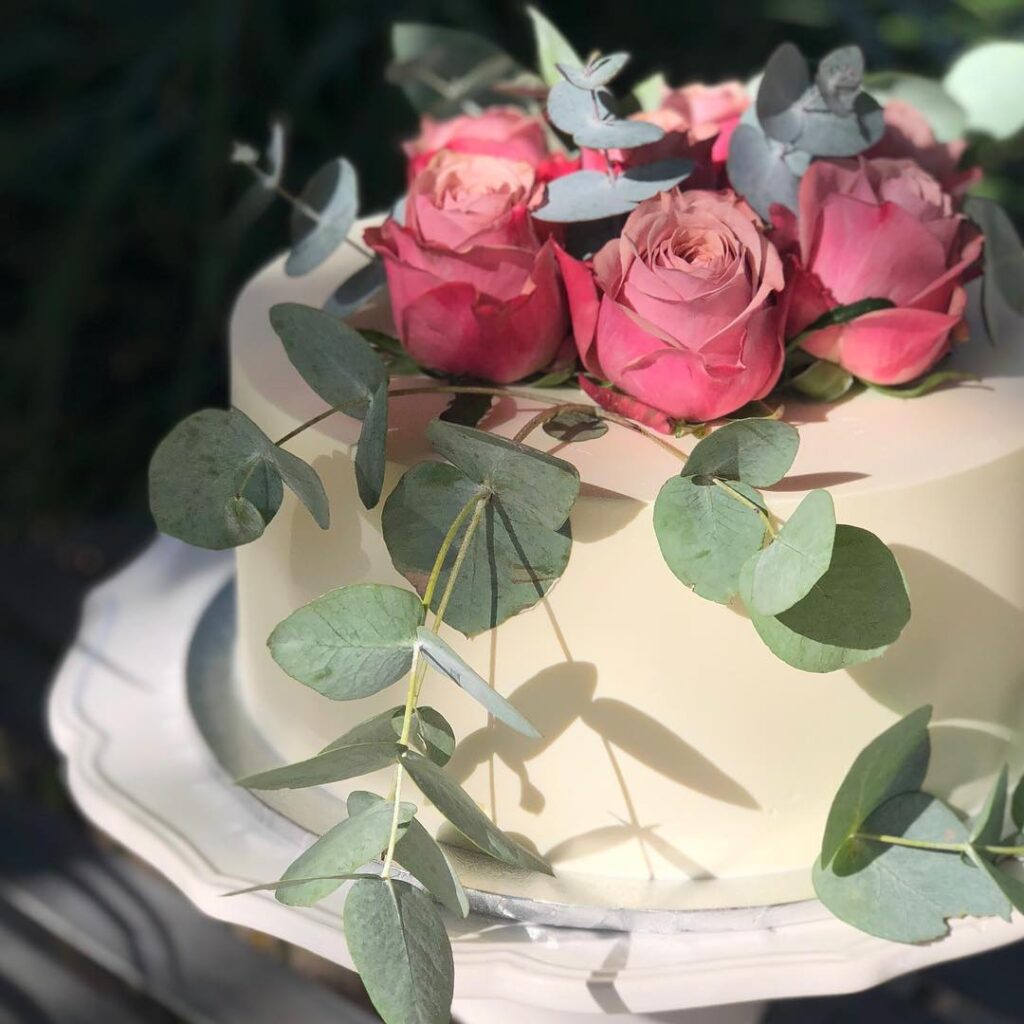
[231,224,1024,507]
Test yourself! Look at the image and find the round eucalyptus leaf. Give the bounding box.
[412,706,457,767]
[616,158,694,199]
[348,791,469,916]
[863,72,966,142]
[575,116,665,151]
[795,90,885,157]
[547,80,663,150]
[400,749,551,874]
[557,53,631,91]
[543,410,609,443]
[526,5,582,87]
[814,792,1011,943]
[286,158,359,277]
[748,489,836,615]
[654,475,767,604]
[276,798,414,907]
[683,418,800,486]
[818,705,932,867]
[239,741,401,791]
[269,584,424,700]
[382,462,573,636]
[757,42,811,143]
[726,122,804,219]
[944,41,1024,140]
[816,45,864,115]
[344,877,454,1024]
[323,258,387,319]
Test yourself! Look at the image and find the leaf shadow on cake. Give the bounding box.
[849,545,1024,801]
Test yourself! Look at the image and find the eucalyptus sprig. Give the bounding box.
[815,707,1024,942]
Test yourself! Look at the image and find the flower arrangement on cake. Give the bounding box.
[148,10,1024,1024]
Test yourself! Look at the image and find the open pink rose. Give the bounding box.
[778,158,983,385]
[867,100,979,196]
[366,151,569,383]
[404,106,576,183]
[581,81,748,186]
[556,189,786,427]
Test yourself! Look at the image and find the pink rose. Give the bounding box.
[404,106,576,183]
[556,189,786,427]
[581,81,748,186]
[366,151,569,383]
[779,158,983,385]
[867,100,979,196]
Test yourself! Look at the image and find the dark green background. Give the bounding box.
[5,0,1023,536]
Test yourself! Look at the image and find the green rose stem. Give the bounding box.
[856,833,1024,858]
[239,162,373,260]
[379,491,489,877]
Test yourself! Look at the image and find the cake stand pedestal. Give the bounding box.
[48,538,1024,1022]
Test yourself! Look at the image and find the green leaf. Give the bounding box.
[866,371,978,398]
[683,419,799,487]
[796,297,897,340]
[529,366,576,388]
[286,158,359,277]
[348,792,469,917]
[269,303,387,417]
[427,420,579,530]
[964,197,1024,330]
[1012,773,1024,831]
[344,878,454,1024]
[383,462,573,636]
[863,71,966,142]
[359,329,422,377]
[268,584,424,700]
[411,707,456,767]
[276,797,415,907]
[401,749,552,874]
[742,525,910,673]
[944,42,1024,140]
[971,767,1009,847]
[814,792,1010,943]
[726,121,809,220]
[390,23,522,117]
[239,741,400,791]
[819,706,932,867]
[354,381,389,509]
[969,849,1024,915]
[542,410,608,443]
[526,5,582,87]
[653,476,767,604]
[747,489,835,615]
[323,259,388,320]
[149,408,328,550]
[534,162,693,222]
[226,873,374,897]
[634,71,668,112]
[790,360,855,402]
[417,628,540,738]
[321,707,405,753]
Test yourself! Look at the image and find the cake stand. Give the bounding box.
[49,537,1024,1023]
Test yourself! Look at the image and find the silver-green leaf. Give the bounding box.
[684,418,800,487]
[286,158,359,277]
[526,5,582,87]
[971,766,1009,847]
[239,741,400,791]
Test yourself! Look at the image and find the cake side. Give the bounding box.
[229,231,1024,885]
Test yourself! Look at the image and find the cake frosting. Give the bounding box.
[229,219,1024,889]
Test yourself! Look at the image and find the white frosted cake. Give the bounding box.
[229,222,1024,890]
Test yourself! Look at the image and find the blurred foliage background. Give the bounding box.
[4,0,1023,539]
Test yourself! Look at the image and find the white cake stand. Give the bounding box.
[48,538,1024,1023]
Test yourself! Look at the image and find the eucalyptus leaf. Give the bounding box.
[971,767,1009,847]
[268,584,424,700]
[747,489,835,616]
[654,476,767,604]
[321,707,405,753]
[534,161,692,222]
[964,197,1024,323]
[348,792,469,916]
[742,525,910,672]
[239,741,400,791]
[557,54,630,91]
[726,122,807,220]
[1013,773,1024,831]
[411,707,457,767]
[543,410,608,442]
[790,360,855,402]
[417,628,541,738]
[361,329,422,376]
[547,81,664,149]
[683,418,799,487]
[276,798,414,907]
[818,705,932,867]
[863,71,966,142]
[756,43,811,144]
[795,90,885,158]
[865,370,977,398]
[344,877,454,1024]
[814,792,1010,943]
[149,407,327,550]
[634,71,668,112]
[944,42,1024,140]
[354,381,389,509]
[323,259,387,319]
[816,45,864,116]
[526,5,582,87]
[401,749,552,874]
[970,850,1024,915]
[286,158,359,277]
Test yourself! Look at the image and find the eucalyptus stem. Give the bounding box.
[856,832,1024,858]
[714,478,779,538]
[421,490,488,611]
